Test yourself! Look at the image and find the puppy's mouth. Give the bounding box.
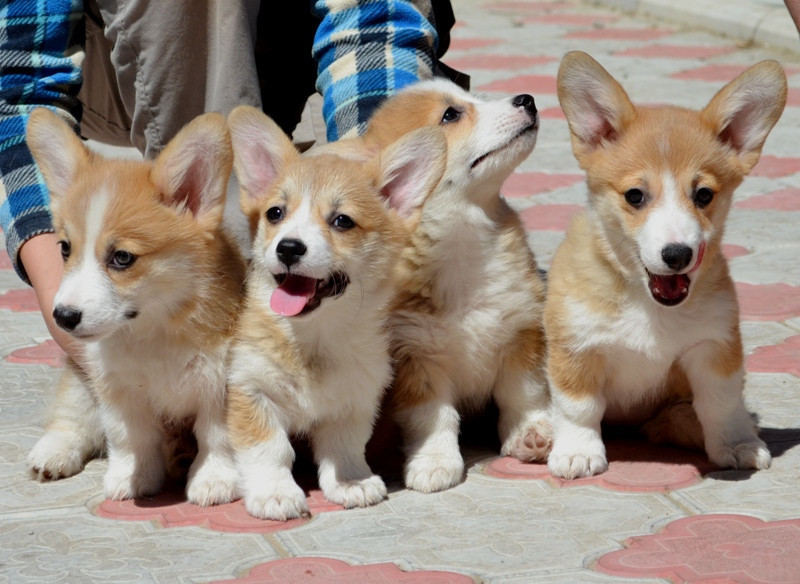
[646,271,690,307]
[470,121,538,170]
[270,272,349,317]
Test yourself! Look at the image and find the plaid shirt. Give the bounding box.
[0,0,439,283]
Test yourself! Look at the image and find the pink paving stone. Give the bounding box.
[519,13,618,26]
[595,514,800,584]
[0,250,12,270]
[478,74,557,95]
[787,88,800,107]
[7,340,65,368]
[735,188,800,211]
[210,557,474,584]
[447,38,502,52]
[502,172,585,198]
[722,244,750,260]
[673,64,800,82]
[0,288,40,312]
[565,28,673,41]
[747,335,800,378]
[751,155,800,178]
[96,488,344,534]
[485,438,717,492]
[735,283,800,322]
[444,54,554,71]
[481,1,574,12]
[539,105,565,119]
[615,44,736,59]
[520,203,583,231]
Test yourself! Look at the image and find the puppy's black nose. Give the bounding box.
[661,244,693,271]
[276,238,307,267]
[53,306,82,331]
[513,93,537,115]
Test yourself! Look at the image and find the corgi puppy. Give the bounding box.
[546,52,787,479]
[225,106,446,520]
[362,78,551,493]
[25,109,246,504]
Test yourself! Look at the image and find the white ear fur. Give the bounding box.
[226,106,300,215]
[703,60,787,172]
[557,51,635,158]
[151,112,232,219]
[377,127,447,219]
[26,107,89,200]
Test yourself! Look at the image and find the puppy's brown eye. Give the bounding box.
[694,187,714,208]
[624,188,645,208]
[58,240,70,261]
[109,250,136,271]
[332,214,356,231]
[266,206,284,224]
[441,107,461,124]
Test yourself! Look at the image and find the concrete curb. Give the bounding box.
[592,0,800,57]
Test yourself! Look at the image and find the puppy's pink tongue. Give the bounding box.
[270,275,317,316]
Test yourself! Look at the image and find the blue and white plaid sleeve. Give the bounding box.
[0,0,83,283]
[311,0,438,141]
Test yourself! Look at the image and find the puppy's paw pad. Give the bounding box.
[244,486,309,521]
[711,439,772,470]
[27,432,85,481]
[405,455,464,493]
[502,419,553,462]
[326,475,387,509]
[547,452,608,479]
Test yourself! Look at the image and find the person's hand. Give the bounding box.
[19,233,85,366]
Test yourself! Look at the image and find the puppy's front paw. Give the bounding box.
[103,456,164,500]
[28,430,87,481]
[324,475,387,509]
[708,438,772,471]
[547,434,608,479]
[243,477,309,521]
[186,457,238,506]
[501,418,553,462]
[405,453,464,493]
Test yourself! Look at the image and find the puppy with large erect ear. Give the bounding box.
[26,108,246,505]
[545,51,786,479]
[225,105,446,521]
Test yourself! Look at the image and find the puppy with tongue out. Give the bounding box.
[224,106,446,521]
[544,52,786,480]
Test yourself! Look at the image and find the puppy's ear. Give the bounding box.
[151,112,232,220]
[26,108,90,203]
[557,51,635,163]
[702,60,787,173]
[376,127,447,219]
[227,106,300,217]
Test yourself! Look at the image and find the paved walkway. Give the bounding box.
[2,1,800,582]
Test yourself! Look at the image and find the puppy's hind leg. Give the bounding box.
[28,360,105,480]
[495,366,552,462]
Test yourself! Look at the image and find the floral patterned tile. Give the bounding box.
[484,438,717,492]
[594,514,800,584]
[210,557,474,584]
[6,339,65,368]
[95,487,345,534]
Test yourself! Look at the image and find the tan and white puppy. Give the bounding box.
[225,106,447,520]
[363,78,551,493]
[26,109,245,505]
[546,52,787,479]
